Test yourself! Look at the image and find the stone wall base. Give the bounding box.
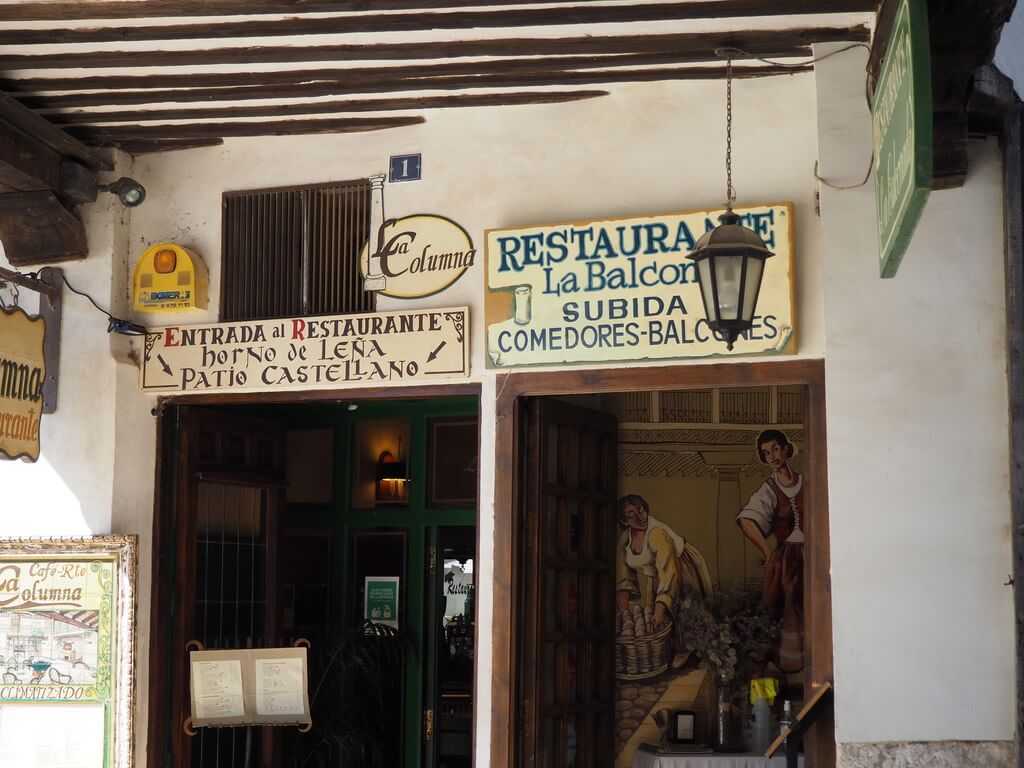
[838,741,1014,768]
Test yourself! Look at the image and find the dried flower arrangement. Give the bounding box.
[674,587,779,685]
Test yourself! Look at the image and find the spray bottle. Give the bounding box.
[749,677,779,755]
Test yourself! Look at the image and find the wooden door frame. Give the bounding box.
[490,359,832,768]
[146,383,482,768]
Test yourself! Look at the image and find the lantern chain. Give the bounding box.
[725,55,735,210]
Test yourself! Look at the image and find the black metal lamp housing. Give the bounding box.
[98,177,146,207]
[376,450,408,504]
[687,210,774,350]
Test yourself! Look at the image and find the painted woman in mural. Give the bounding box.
[736,428,805,673]
[616,494,712,658]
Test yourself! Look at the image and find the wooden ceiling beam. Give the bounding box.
[19,64,811,110]
[0,26,869,71]
[0,97,95,264]
[2,0,615,21]
[0,123,64,192]
[116,138,225,154]
[0,94,109,171]
[0,191,88,265]
[1,33,866,94]
[0,1,878,46]
[46,90,611,125]
[69,115,426,144]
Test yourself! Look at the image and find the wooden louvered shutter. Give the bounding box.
[220,180,375,321]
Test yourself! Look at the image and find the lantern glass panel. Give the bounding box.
[697,258,716,321]
[714,254,744,320]
[741,258,764,322]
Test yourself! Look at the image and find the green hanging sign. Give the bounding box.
[872,0,932,278]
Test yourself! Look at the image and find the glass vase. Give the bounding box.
[713,674,748,753]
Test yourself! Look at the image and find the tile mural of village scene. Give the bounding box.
[0,610,99,687]
[608,387,807,767]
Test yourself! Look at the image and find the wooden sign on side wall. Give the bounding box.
[0,306,45,461]
[873,0,932,278]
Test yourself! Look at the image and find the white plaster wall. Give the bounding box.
[815,43,1015,743]
[122,74,823,766]
[10,53,1014,762]
[126,76,826,368]
[0,163,157,765]
[0,193,127,536]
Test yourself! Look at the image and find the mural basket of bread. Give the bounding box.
[615,604,673,679]
[615,495,716,680]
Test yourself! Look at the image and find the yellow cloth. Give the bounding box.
[617,525,684,611]
[617,522,712,612]
[750,677,779,705]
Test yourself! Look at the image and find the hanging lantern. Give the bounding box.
[688,51,774,351]
[688,210,773,350]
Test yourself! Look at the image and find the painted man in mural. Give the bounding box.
[616,494,712,666]
[736,429,805,673]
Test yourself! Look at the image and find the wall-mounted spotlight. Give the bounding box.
[98,177,146,207]
[59,163,147,208]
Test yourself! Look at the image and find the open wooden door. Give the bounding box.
[520,398,617,768]
[151,406,286,768]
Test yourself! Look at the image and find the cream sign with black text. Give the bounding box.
[141,307,469,394]
[0,307,45,461]
[359,214,475,298]
[484,204,795,367]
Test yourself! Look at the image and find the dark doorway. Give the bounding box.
[150,395,479,768]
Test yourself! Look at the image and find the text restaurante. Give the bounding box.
[163,312,442,347]
[494,212,777,274]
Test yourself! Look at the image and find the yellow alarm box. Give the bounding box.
[133,242,209,312]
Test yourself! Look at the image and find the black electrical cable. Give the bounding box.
[713,42,871,69]
[61,273,148,336]
[714,43,874,191]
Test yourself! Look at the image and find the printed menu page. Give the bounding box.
[192,659,245,720]
[255,657,305,717]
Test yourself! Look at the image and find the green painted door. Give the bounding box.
[283,397,477,768]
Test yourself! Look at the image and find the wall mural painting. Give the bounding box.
[612,388,807,768]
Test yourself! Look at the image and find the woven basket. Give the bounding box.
[615,620,673,680]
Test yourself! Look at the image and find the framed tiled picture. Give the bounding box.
[0,536,137,768]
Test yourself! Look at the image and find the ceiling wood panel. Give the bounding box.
[17,64,812,111]
[112,138,225,153]
[0,0,658,22]
[1,33,866,94]
[44,90,611,125]
[67,115,426,142]
[0,1,877,45]
[0,26,867,71]
[0,1,877,153]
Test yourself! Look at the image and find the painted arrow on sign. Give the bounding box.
[427,340,447,363]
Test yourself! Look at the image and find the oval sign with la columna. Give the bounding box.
[359,214,476,299]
